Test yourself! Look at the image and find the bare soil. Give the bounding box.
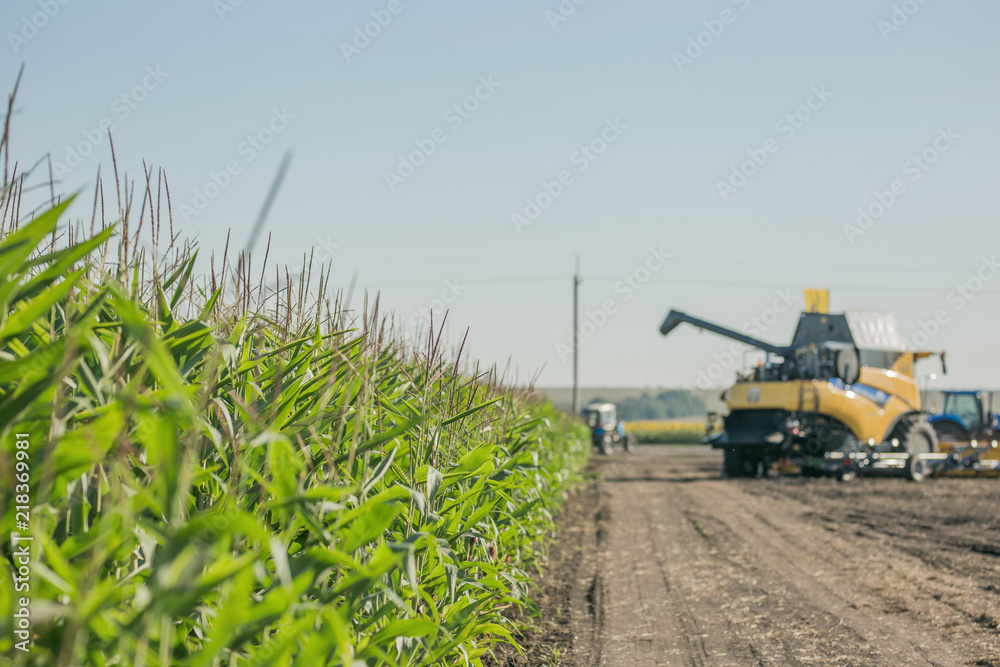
[495,445,1000,666]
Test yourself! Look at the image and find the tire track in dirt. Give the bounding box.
[507,446,1000,666]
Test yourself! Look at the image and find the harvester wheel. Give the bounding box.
[723,448,745,478]
[900,419,938,482]
[723,448,763,478]
[906,456,929,482]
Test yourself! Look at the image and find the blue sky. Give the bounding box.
[2,0,998,390]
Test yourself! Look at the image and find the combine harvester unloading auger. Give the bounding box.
[659,304,1000,481]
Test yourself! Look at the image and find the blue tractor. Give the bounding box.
[928,390,998,446]
[582,402,636,455]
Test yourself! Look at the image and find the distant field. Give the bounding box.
[538,387,729,416]
[625,419,708,444]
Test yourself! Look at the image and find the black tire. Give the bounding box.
[894,417,937,482]
[906,455,929,482]
[891,415,937,451]
[723,448,744,478]
[723,448,766,478]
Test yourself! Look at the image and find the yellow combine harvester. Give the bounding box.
[660,305,997,481]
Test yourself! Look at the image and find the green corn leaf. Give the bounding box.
[372,618,439,645]
[454,445,496,474]
[108,287,190,412]
[0,337,67,384]
[0,372,58,427]
[0,197,73,282]
[441,396,504,426]
[341,503,402,553]
[17,226,114,302]
[426,465,444,503]
[0,266,86,343]
[167,253,198,309]
[362,446,396,498]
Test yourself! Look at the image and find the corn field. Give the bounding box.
[0,171,588,663]
[624,420,707,444]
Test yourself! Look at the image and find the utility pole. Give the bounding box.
[572,254,581,416]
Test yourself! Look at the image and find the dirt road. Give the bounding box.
[511,446,1000,666]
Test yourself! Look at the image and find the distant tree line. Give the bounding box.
[592,390,705,421]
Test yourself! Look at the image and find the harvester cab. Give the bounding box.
[659,307,949,480]
[582,402,635,455]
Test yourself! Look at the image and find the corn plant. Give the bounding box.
[0,197,589,666]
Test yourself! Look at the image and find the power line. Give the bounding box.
[327,251,990,280]
[362,274,1000,295]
